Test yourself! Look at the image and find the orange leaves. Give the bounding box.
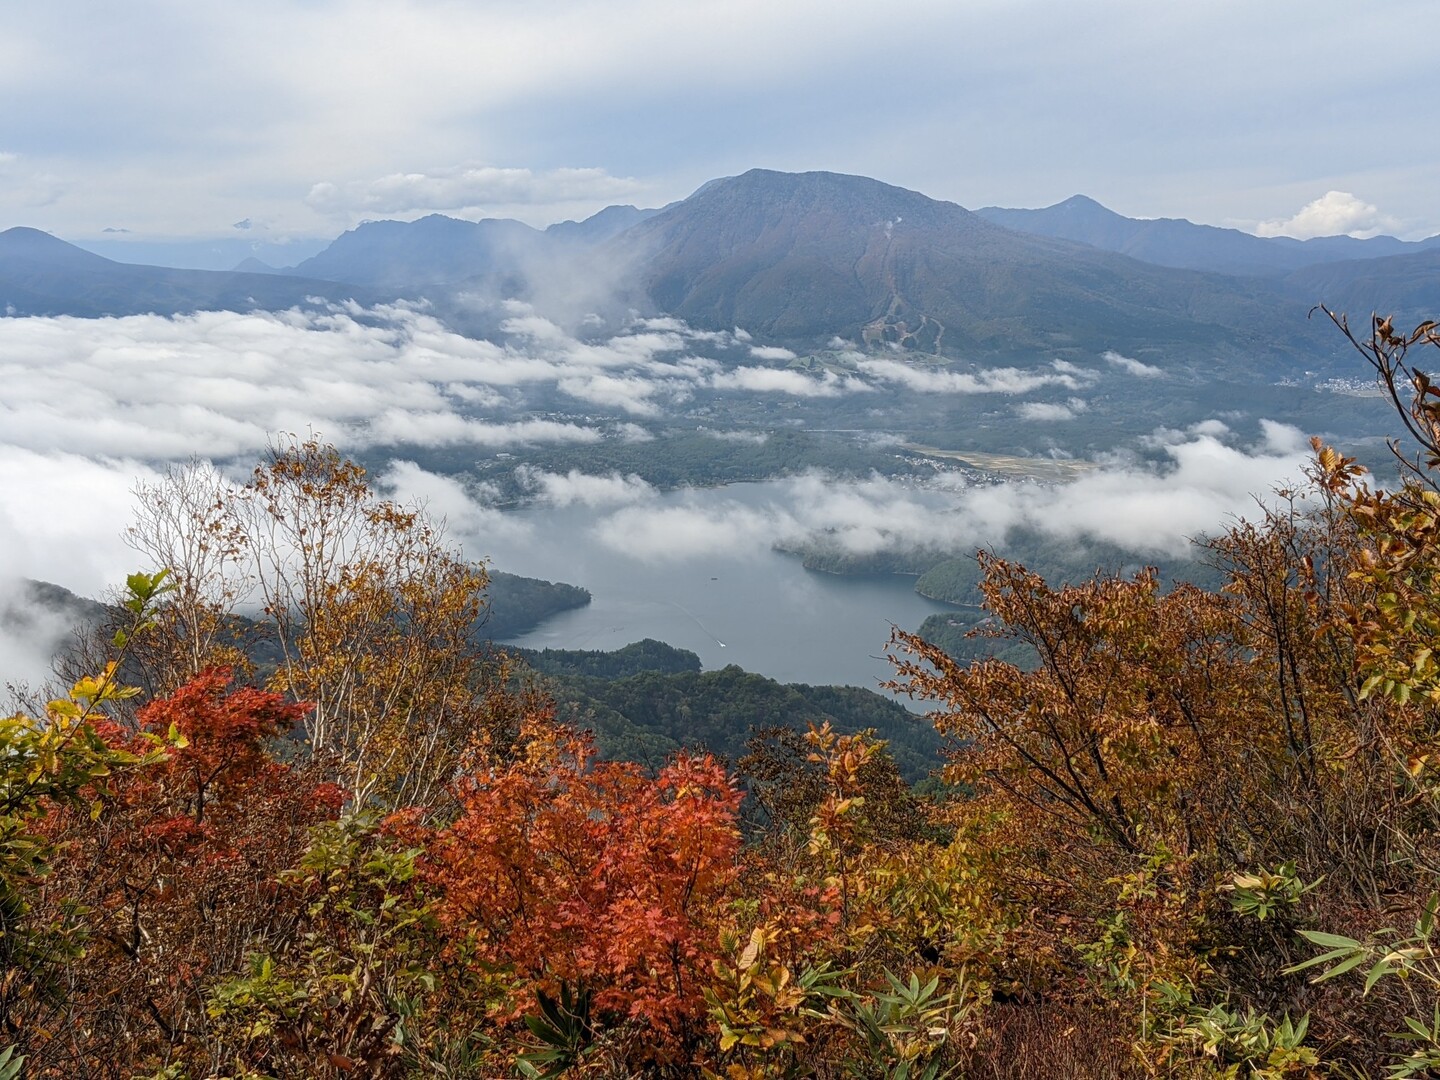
[129,667,311,815]
[425,722,743,1045]
[30,668,345,1072]
[891,556,1257,855]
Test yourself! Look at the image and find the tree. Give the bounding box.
[424,716,743,1066]
[123,460,254,694]
[30,669,343,1077]
[888,556,1265,858]
[0,574,178,1072]
[126,437,501,807]
[1313,310,1440,707]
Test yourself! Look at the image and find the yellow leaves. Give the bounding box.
[738,927,767,972]
[49,662,141,721]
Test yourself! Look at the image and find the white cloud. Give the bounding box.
[708,367,869,397]
[367,412,602,448]
[0,294,1322,633]
[1190,419,1231,439]
[749,345,797,361]
[1256,191,1400,240]
[0,447,164,597]
[592,502,784,561]
[0,577,84,699]
[1015,398,1088,421]
[615,423,654,442]
[573,424,1314,564]
[516,467,656,508]
[1,305,1112,476]
[554,373,666,416]
[0,307,643,458]
[305,166,643,218]
[857,357,1093,394]
[959,425,1313,557]
[1104,350,1164,377]
[378,460,534,547]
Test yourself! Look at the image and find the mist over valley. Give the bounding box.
[0,169,1415,703]
[9,6,1440,1070]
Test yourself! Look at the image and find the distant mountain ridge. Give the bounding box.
[0,226,381,317]
[283,205,662,290]
[7,172,1436,362]
[976,195,1440,277]
[603,169,1324,362]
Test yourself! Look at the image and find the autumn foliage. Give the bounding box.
[426,720,742,1055]
[13,315,1440,1076]
[26,669,342,1077]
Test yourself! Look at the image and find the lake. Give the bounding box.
[471,481,956,703]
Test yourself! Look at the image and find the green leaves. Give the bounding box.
[1282,898,1440,1076]
[113,568,174,648]
[517,983,593,1079]
[1223,862,1319,922]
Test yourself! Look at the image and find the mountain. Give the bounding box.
[605,169,1329,362]
[17,173,1415,365]
[545,204,659,245]
[285,213,546,289]
[1283,247,1440,326]
[0,227,378,317]
[73,236,331,272]
[976,195,1440,278]
[285,204,659,290]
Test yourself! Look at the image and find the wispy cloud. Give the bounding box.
[306,166,644,218]
[749,345,797,361]
[1015,398,1088,421]
[855,356,1096,394]
[393,422,1316,568]
[1104,350,1164,377]
[707,367,869,397]
[515,466,656,508]
[0,577,83,698]
[0,301,1300,629]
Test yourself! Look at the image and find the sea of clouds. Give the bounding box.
[0,303,1316,690]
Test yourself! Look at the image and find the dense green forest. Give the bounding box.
[509,638,943,781]
[480,570,592,639]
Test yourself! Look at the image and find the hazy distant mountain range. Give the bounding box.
[5,169,1437,364]
[975,194,1440,277]
[0,226,383,317]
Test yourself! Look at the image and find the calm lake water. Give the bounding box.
[472,482,954,703]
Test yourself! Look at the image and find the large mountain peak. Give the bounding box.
[1049,194,1122,217]
[678,168,976,225]
[0,227,116,269]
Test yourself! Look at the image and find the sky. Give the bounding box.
[3,0,1438,251]
[0,0,1411,687]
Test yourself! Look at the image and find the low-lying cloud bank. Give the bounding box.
[0,301,1311,688]
[0,303,1135,460]
[408,420,1315,571]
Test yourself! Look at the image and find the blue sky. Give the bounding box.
[3,0,1437,247]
